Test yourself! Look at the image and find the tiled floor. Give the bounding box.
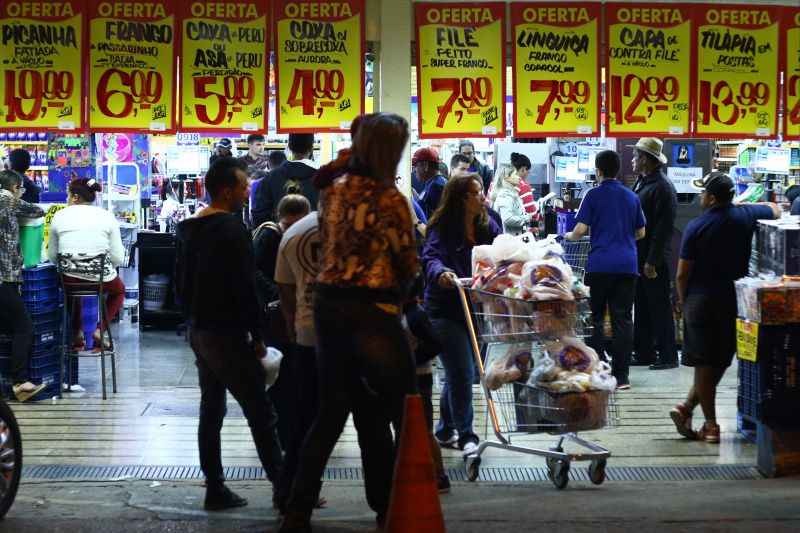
[11,321,755,469]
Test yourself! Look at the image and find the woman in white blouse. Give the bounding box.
[490,164,528,236]
[48,178,125,351]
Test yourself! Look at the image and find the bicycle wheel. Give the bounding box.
[0,399,21,519]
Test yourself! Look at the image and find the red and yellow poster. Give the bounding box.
[511,3,600,137]
[0,1,86,131]
[274,0,364,133]
[694,5,781,139]
[179,0,268,133]
[783,7,800,141]
[89,0,177,133]
[605,3,694,137]
[415,3,505,138]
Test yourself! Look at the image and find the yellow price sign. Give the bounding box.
[179,1,268,133]
[783,7,800,141]
[605,3,693,137]
[274,0,364,133]
[695,6,781,139]
[0,1,85,131]
[736,319,759,363]
[415,3,506,138]
[512,3,600,137]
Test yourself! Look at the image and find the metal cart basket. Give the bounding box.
[454,235,617,489]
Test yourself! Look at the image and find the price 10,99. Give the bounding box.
[96,69,162,119]
[4,69,74,122]
[609,74,679,126]
[193,75,255,126]
[287,69,345,118]
[429,77,492,128]
[698,80,770,127]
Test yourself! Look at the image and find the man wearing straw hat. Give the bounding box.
[632,138,679,372]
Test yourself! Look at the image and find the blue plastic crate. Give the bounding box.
[21,285,61,303]
[30,350,61,370]
[556,211,577,235]
[31,306,65,328]
[22,264,57,282]
[29,362,59,381]
[31,329,61,353]
[738,355,800,425]
[22,277,58,292]
[25,298,61,314]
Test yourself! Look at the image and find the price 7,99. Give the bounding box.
[789,75,800,127]
[4,69,74,122]
[287,69,344,118]
[529,80,589,125]
[430,77,492,128]
[698,80,770,126]
[193,75,255,126]
[97,69,162,119]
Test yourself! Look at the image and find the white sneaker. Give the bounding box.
[436,432,459,449]
[461,441,479,457]
[13,382,46,402]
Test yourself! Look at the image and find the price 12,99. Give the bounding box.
[430,77,492,128]
[4,69,74,122]
[193,75,255,126]
[529,80,590,125]
[698,80,770,127]
[788,75,800,127]
[287,69,345,118]
[96,69,162,119]
[609,74,679,125]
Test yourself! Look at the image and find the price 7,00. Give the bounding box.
[430,77,492,128]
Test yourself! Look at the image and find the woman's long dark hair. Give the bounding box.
[349,113,409,182]
[428,174,489,243]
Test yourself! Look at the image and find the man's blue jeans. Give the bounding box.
[431,317,478,447]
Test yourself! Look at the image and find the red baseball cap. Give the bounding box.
[412,147,439,165]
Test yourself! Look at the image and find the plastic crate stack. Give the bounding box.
[735,220,800,433]
[0,264,63,398]
[556,211,577,236]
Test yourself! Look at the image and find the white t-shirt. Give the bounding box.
[47,204,125,282]
[274,212,320,347]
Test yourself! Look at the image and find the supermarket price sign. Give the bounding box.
[605,3,694,137]
[179,0,268,133]
[0,1,86,131]
[89,1,177,133]
[274,0,364,133]
[511,3,600,137]
[783,7,800,141]
[415,3,505,138]
[694,5,781,139]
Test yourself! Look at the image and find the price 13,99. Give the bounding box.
[193,75,255,126]
[287,69,345,118]
[96,69,162,119]
[698,80,770,127]
[610,74,679,125]
[529,80,590,125]
[4,69,74,122]
[788,75,800,127]
[430,77,492,128]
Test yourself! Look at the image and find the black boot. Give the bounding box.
[204,485,248,511]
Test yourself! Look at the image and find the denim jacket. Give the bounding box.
[0,189,44,282]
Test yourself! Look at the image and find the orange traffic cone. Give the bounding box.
[385,394,446,533]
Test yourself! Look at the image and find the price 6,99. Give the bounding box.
[193,75,255,126]
[4,69,74,122]
[97,69,163,119]
[610,74,679,125]
[698,80,770,126]
[430,77,492,128]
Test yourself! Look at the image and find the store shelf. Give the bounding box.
[29,165,48,171]
[717,157,738,162]
[0,140,47,145]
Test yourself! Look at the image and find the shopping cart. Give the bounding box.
[559,235,592,283]
[455,281,617,490]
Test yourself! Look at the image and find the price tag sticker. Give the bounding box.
[415,3,506,138]
[180,0,268,132]
[0,1,85,131]
[512,3,600,137]
[783,8,800,141]
[695,6,780,138]
[605,3,693,136]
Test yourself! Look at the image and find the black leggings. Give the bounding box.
[0,283,32,384]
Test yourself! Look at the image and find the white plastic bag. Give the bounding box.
[261,347,284,387]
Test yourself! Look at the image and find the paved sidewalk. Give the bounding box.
[2,478,799,532]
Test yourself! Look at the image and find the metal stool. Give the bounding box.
[57,253,118,400]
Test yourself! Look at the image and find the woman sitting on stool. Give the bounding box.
[48,178,125,352]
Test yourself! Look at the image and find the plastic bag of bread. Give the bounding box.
[555,337,599,372]
[484,344,532,390]
[590,361,617,391]
[491,233,532,264]
[520,258,574,297]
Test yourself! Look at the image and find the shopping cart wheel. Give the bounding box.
[465,455,481,482]
[588,459,607,485]
[547,459,570,490]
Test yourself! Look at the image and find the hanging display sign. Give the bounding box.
[605,3,694,137]
[414,3,506,138]
[783,7,800,141]
[694,5,780,139]
[88,0,177,133]
[511,3,600,137]
[274,0,364,133]
[0,0,86,131]
[179,0,269,133]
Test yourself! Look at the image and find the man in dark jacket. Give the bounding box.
[414,147,447,219]
[175,157,283,512]
[459,140,493,194]
[9,148,40,203]
[252,134,317,226]
[632,138,679,370]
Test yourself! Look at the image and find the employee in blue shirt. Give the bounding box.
[671,172,779,444]
[565,150,646,390]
